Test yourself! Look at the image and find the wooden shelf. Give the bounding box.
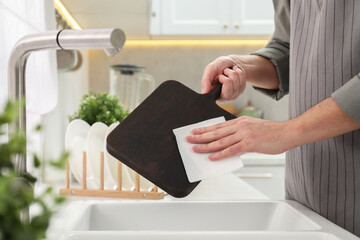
[59,151,164,200]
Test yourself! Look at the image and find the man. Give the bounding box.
[186,0,360,236]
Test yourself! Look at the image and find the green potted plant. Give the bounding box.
[0,101,67,240]
[69,92,129,126]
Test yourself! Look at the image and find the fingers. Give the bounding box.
[201,56,235,94]
[218,66,245,101]
[201,56,245,100]
[186,119,243,160]
[234,66,246,95]
[221,67,239,100]
[218,74,235,100]
[186,124,238,144]
[208,142,243,161]
[186,116,286,161]
[191,118,238,135]
[201,63,218,94]
[228,67,240,99]
[192,133,240,153]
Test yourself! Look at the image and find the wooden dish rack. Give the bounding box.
[59,152,164,199]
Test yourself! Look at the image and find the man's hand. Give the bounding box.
[186,97,360,161]
[201,56,246,101]
[186,116,291,160]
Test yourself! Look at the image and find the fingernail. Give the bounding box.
[208,154,217,161]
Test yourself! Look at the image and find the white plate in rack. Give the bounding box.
[86,122,115,189]
[65,119,96,188]
[104,122,135,191]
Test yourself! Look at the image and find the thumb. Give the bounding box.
[201,65,219,94]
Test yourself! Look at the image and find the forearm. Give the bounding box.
[188,95,360,160]
[283,97,360,150]
[228,54,280,90]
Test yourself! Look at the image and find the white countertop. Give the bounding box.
[165,173,269,201]
[46,173,359,240]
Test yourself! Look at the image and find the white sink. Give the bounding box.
[47,200,350,240]
[73,201,319,231]
[46,174,359,240]
[63,232,340,240]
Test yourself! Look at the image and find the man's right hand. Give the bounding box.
[201,56,246,101]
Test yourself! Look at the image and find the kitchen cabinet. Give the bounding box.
[235,153,286,200]
[150,0,274,36]
[235,166,285,200]
[62,0,150,40]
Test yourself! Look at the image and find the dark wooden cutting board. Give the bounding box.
[106,80,236,198]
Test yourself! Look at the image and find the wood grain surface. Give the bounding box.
[107,80,236,198]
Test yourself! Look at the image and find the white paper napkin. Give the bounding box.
[173,117,244,183]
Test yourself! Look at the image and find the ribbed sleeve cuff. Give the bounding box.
[331,74,360,123]
[251,39,290,100]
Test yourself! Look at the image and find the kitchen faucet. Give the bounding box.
[8,28,126,174]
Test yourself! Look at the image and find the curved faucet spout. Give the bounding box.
[57,29,126,56]
[8,28,126,173]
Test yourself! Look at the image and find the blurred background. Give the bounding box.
[0,0,287,199]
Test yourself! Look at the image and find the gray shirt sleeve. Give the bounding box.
[249,0,360,123]
[251,0,291,100]
[331,74,360,123]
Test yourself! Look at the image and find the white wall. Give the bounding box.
[41,50,89,183]
[88,45,289,122]
[0,0,57,172]
[0,0,58,113]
